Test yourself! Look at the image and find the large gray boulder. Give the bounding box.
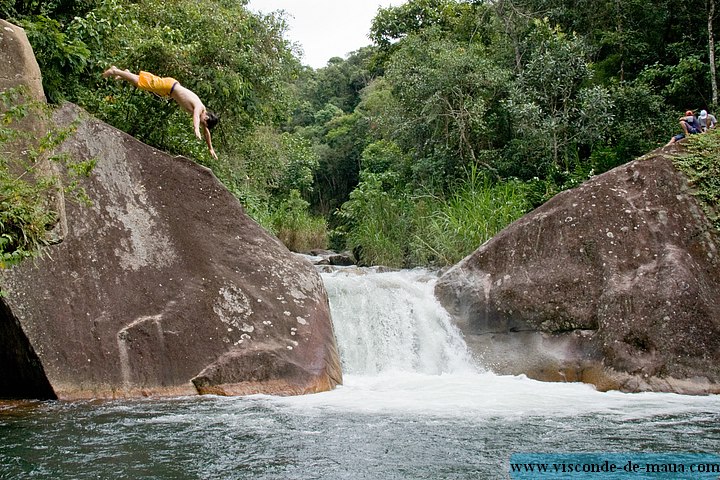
[435,153,720,394]
[0,21,342,400]
[1,103,343,400]
[0,19,45,103]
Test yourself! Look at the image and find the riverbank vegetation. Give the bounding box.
[2,0,718,267]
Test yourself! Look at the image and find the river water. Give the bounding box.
[1,268,719,479]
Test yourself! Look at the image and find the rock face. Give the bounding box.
[0,21,342,400]
[0,19,45,103]
[435,153,720,394]
[0,19,47,145]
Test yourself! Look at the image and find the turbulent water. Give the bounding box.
[1,268,719,479]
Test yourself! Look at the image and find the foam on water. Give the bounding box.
[275,371,720,419]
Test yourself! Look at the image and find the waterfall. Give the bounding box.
[275,266,720,419]
[321,268,478,376]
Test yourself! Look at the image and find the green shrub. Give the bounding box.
[268,190,327,253]
[335,172,412,267]
[672,130,720,231]
[337,165,530,268]
[0,89,93,270]
[0,167,57,268]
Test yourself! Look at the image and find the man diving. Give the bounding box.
[103,66,219,160]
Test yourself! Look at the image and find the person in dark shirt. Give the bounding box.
[666,110,702,146]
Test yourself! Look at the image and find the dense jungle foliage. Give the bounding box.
[2,0,719,267]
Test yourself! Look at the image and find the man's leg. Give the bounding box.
[102,66,139,87]
[666,133,684,146]
[680,120,690,135]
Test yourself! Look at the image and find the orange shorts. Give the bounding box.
[138,71,178,97]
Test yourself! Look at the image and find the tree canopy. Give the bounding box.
[3,0,718,267]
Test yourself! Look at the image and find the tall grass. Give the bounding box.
[411,168,529,266]
[338,167,530,268]
[345,194,411,267]
[0,166,57,268]
[267,190,327,253]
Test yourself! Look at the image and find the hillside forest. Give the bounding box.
[1,0,718,268]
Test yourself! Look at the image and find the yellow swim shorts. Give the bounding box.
[138,71,178,97]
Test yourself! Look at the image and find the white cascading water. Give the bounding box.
[322,268,477,376]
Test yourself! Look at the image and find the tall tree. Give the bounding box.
[505,20,613,176]
[383,29,511,188]
[709,0,718,106]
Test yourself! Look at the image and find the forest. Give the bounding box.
[1,0,718,268]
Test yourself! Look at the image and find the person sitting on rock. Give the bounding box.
[103,66,219,159]
[666,110,702,146]
[699,109,717,132]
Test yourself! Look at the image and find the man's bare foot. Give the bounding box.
[102,66,119,79]
[102,66,115,78]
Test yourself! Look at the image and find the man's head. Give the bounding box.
[686,110,694,117]
[203,111,220,129]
